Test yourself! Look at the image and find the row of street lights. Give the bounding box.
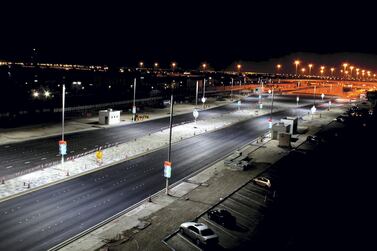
[282,60,376,79]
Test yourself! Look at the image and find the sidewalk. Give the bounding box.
[57,105,347,251]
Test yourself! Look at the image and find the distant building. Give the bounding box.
[99,109,121,125]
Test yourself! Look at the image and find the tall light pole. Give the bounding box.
[166,94,174,195]
[269,88,274,125]
[350,66,354,78]
[313,84,316,106]
[201,63,207,107]
[331,68,335,77]
[276,64,282,83]
[308,64,313,76]
[342,63,348,72]
[301,68,306,76]
[231,78,234,101]
[195,80,199,107]
[61,84,67,175]
[294,60,300,75]
[132,78,137,121]
[202,78,206,109]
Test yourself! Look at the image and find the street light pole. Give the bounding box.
[202,78,206,109]
[195,80,199,107]
[231,78,234,100]
[270,88,274,118]
[166,94,174,195]
[61,84,65,174]
[313,84,316,106]
[132,78,137,122]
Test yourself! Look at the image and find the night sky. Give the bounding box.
[0,1,375,70]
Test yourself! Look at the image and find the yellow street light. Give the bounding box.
[202,63,207,70]
[294,60,300,75]
[330,68,335,76]
[237,64,242,71]
[308,64,313,75]
[139,61,144,68]
[342,63,348,72]
[33,91,39,98]
[301,68,306,74]
[44,90,51,97]
[154,62,159,68]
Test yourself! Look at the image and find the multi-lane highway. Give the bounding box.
[0,95,318,250]
[0,95,315,178]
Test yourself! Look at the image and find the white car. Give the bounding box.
[179,222,219,246]
[253,176,271,188]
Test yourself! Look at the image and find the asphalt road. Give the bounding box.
[0,95,316,178]
[0,97,311,250]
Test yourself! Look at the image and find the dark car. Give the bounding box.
[207,209,236,227]
[306,135,323,144]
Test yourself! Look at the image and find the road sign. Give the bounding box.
[132,106,136,114]
[296,96,300,102]
[201,97,206,103]
[321,93,325,100]
[237,100,241,106]
[164,161,172,178]
[311,105,316,114]
[193,109,199,119]
[59,140,67,155]
[96,150,103,160]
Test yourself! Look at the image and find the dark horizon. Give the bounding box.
[1,1,376,70]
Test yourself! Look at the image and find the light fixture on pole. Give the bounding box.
[294,60,300,75]
[308,64,313,76]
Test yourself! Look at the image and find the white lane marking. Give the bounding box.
[220,204,250,220]
[235,192,265,207]
[41,157,47,160]
[6,166,13,169]
[24,161,31,164]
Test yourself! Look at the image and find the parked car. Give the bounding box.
[306,135,322,144]
[252,176,271,188]
[336,115,347,123]
[207,209,236,227]
[179,222,219,246]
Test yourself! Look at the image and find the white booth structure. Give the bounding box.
[99,109,121,125]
